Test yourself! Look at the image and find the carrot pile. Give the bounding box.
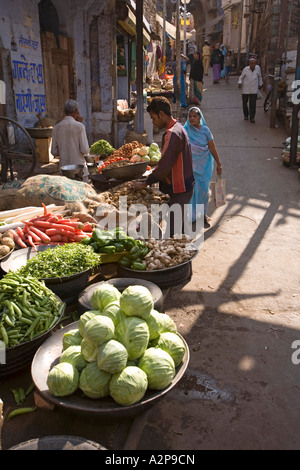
[8,204,95,251]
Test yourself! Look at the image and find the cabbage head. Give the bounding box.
[115,316,150,360]
[62,328,83,351]
[47,362,79,397]
[79,362,111,399]
[138,347,175,390]
[97,339,128,374]
[151,332,185,367]
[81,338,98,362]
[101,301,124,326]
[83,315,115,346]
[146,310,161,341]
[119,285,154,320]
[109,366,148,406]
[156,312,177,335]
[78,310,99,336]
[59,345,88,371]
[91,284,121,311]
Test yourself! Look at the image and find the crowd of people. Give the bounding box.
[52,41,264,235]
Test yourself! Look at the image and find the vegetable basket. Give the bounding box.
[31,320,190,418]
[0,245,92,303]
[0,295,65,378]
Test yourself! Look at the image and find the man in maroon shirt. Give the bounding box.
[133,96,195,236]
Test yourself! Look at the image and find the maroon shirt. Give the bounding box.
[146,119,195,194]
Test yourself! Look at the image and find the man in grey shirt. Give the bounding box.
[51,99,90,181]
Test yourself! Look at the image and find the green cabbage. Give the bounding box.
[151,332,185,367]
[91,284,121,311]
[156,312,177,335]
[79,362,111,399]
[62,329,83,351]
[59,345,88,372]
[78,310,99,336]
[83,315,115,346]
[80,338,98,362]
[146,310,162,341]
[119,285,154,320]
[150,142,159,152]
[101,301,124,326]
[109,366,148,406]
[115,316,150,360]
[97,339,128,374]
[138,347,175,390]
[47,362,79,397]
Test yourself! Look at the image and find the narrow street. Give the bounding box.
[138,71,300,450]
[1,69,300,451]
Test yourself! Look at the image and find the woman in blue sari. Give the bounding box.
[184,107,223,226]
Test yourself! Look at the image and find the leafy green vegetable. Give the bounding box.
[83,315,115,346]
[119,285,154,320]
[79,362,111,399]
[78,310,99,336]
[59,345,88,372]
[89,139,115,155]
[62,329,82,351]
[97,339,128,374]
[17,244,101,279]
[109,366,148,406]
[138,347,175,390]
[151,332,185,367]
[91,284,121,311]
[80,338,98,362]
[115,315,149,360]
[47,362,79,397]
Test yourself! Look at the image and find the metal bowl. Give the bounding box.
[61,164,84,180]
[0,295,65,378]
[101,161,148,181]
[84,154,101,164]
[0,245,91,302]
[31,321,190,418]
[25,127,53,139]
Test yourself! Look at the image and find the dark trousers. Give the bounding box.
[242,93,257,120]
[167,190,193,237]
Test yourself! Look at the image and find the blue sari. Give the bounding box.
[184,108,214,221]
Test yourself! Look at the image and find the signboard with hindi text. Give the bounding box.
[11,28,46,127]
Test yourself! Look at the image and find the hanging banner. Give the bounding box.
[11,26,46,127]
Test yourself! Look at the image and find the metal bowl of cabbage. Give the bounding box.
[31,320,189,417]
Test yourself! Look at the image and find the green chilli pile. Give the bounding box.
[47,284,186,406]
[0,272,65,348]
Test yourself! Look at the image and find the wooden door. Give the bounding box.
[40,31,75,123]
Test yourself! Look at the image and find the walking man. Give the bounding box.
[238,57,263,123]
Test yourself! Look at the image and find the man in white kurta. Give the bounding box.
[51,99,90,181]
[238,58,263,123]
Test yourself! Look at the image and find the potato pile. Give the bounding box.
[104,181,169,212]
[0,231,15,258]
[143,236,197,270]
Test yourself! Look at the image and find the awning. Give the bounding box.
[156,13,192,41]
[118,7,151,46]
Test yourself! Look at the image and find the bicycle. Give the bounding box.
[263,74,286,113]
[0,116,36,182]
